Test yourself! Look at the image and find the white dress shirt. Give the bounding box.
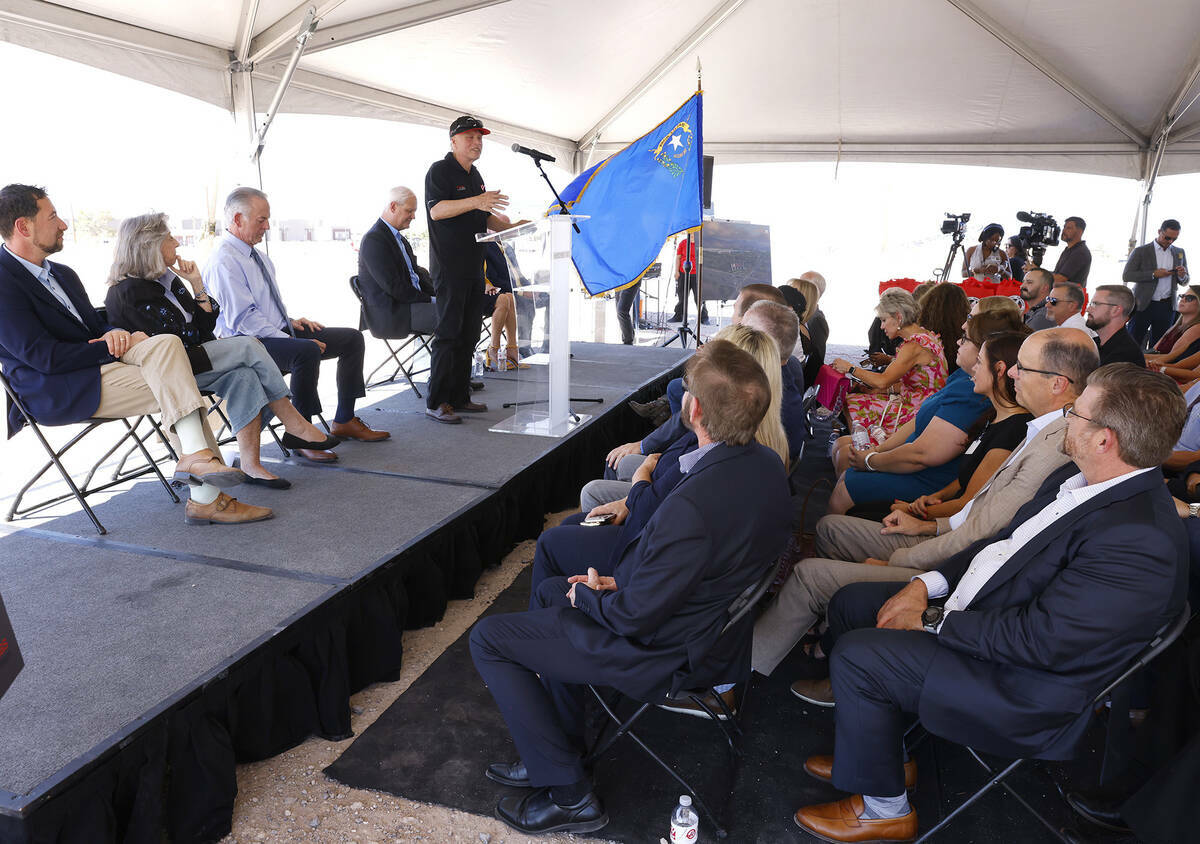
[945,407,1063,532]
[1061,312,1097,337]
[1153,240,1175,301]
[919,467,1154,629]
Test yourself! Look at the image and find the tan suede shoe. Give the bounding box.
[805,755,918,790]
[329,416,390,441]
[794,795,917,843]
[173,449,246,488]
[184,493,273,525]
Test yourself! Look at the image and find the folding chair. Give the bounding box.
[349,275,433,396]
[581,560,779,839]
[1,370,180,535]
[907,602,1192,844]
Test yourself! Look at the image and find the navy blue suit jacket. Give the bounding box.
[356,219,435,337]
[920,463,1187,759]
[568,441,791,701]
[0,248,115,437]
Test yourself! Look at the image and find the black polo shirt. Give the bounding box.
[1096,327,1146,368]
[1053,241,1092,287]
[424,152,489,283]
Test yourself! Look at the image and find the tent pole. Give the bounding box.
[250,7,317,167]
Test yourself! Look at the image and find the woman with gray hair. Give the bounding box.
[829,287,947,466]
[105,213,339,490]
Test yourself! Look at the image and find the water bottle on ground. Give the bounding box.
[670,794,699,842]
[851,422,871,451]
[472,351,485,378]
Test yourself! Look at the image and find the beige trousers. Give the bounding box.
[91,333,219,456]
[814,514,930,562]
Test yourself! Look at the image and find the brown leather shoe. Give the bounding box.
[658,688,737,719]
[453,400,488,413]
[295,448,338,463]
[426,403,463,424]
[184,493,273,525]
[805,755,917,790]
[173,449,246,488]
[791,676,835,707]
[330,416,390,441]
[794,795,917,843]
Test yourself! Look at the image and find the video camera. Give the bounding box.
[1015,211,1061,266]
[941,212,971,239]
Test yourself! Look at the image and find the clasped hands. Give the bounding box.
[90,328,148,357]
[567,567,618,607]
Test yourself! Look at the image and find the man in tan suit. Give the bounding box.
[755,328,1100,686]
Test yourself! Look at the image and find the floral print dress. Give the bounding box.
[845,331,947,446]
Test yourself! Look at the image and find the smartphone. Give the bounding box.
[582,513,616,526]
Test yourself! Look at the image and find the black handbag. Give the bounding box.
[0,591,23,701]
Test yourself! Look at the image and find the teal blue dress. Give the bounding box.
[844,368,991,504]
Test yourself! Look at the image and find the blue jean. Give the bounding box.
[192,336,290,434]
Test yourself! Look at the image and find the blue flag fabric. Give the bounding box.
[551,93,703,296]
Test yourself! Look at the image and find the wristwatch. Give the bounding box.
[1188,502,1200,519]
[921,605,945,633]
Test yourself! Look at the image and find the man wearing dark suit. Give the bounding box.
[470,340,791,835]
[1123,219,1189,349]
[356,186,438,339]
[0,184,268,525]
[1088,284,1146,367]
[792,363,1188,843]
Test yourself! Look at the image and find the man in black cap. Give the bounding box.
[423,115,521,423]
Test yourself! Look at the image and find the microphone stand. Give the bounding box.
[533,157,580,233]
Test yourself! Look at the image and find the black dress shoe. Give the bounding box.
[242,474,292,489]
[485,760,529,787]
[1066,789,1131,832]
[280,431,341,450]
[470,379,485,391]
[495,786,608,835]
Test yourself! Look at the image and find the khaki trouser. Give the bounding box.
[752,556,925,676]
[814,514,930,562]
[92,333,219,457]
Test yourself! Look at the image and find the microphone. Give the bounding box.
[511,143,556,163]
[1015,211,1034,223]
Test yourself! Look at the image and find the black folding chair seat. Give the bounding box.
[1,370,180,535]
[904,602,1193,843]
[581,559,779,839]
[349,275,434,396]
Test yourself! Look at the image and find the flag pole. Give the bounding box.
[693,57,705,346]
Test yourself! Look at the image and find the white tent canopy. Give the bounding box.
[5,0,1200,197]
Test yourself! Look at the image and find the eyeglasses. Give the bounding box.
[1088,301,1120,310]
[1045,296,1060,306]
[1062,402,1100,425]
[1014,359,1075,383]
[1181,294,1198,302]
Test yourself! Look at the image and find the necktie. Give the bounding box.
[395,234,422,292]
[249,248,295,337]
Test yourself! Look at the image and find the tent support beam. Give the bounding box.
[576,0,745,151]
[260,0,512,62]
[944,0,1147,148]
[233,0,262,65]
[247,1,344,66]
[251,8,318,164]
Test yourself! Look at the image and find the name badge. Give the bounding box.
[964,439,980,455]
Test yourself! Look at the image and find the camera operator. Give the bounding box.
[1046,216,1091,287]
[961,223,1012,283]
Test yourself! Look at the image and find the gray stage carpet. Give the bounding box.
[0,342,687,829]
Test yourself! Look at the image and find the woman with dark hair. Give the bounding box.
[1147,285,1200,367]
[962,223,1012,283]
[1006,236,1028,282]
[876,328,1032,525]
[917,282,971,374]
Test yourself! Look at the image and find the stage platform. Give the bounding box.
[0,341,689,844]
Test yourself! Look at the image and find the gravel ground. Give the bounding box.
[219,510,618,844]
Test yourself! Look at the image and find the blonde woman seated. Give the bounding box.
[830,288,947,450]
[105,214,338,490]
[481,240,527,371]
[1147,286,1200,370]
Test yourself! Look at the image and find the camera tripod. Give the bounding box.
[940,227,967,281]
[661,231,703,348]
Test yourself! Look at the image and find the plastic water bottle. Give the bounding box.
[670,794,699,842]
[869,424,887,445]
[472,351,485,378]
[851,422,871,451]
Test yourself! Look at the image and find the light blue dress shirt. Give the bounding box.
[381,218,422,293]
[2,244,85,323]
[202,233,290,339]
[1176,380,1200,452]
[678,440,722,473]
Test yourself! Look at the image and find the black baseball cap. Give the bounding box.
[449,115,491,137]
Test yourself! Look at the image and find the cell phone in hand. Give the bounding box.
[582,513,616,526]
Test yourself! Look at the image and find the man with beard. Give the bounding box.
[792,363,1187,843]
[1021,267,1056,330]
[0,184,270,524]
[1087,284,1146,367]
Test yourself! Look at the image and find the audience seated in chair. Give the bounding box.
[773,328,1098,692]
[785,275,828,390]
[0,183,270,525]
[356,185,438,335]
[792,362,1188,843]
[468,339,791,836]
[105,213,338,490]
[1088,284,1146,369]
[830,288,948,448]
[203,186,388,464]
[914,282,970,375]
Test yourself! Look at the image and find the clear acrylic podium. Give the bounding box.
[476,214,589,437]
